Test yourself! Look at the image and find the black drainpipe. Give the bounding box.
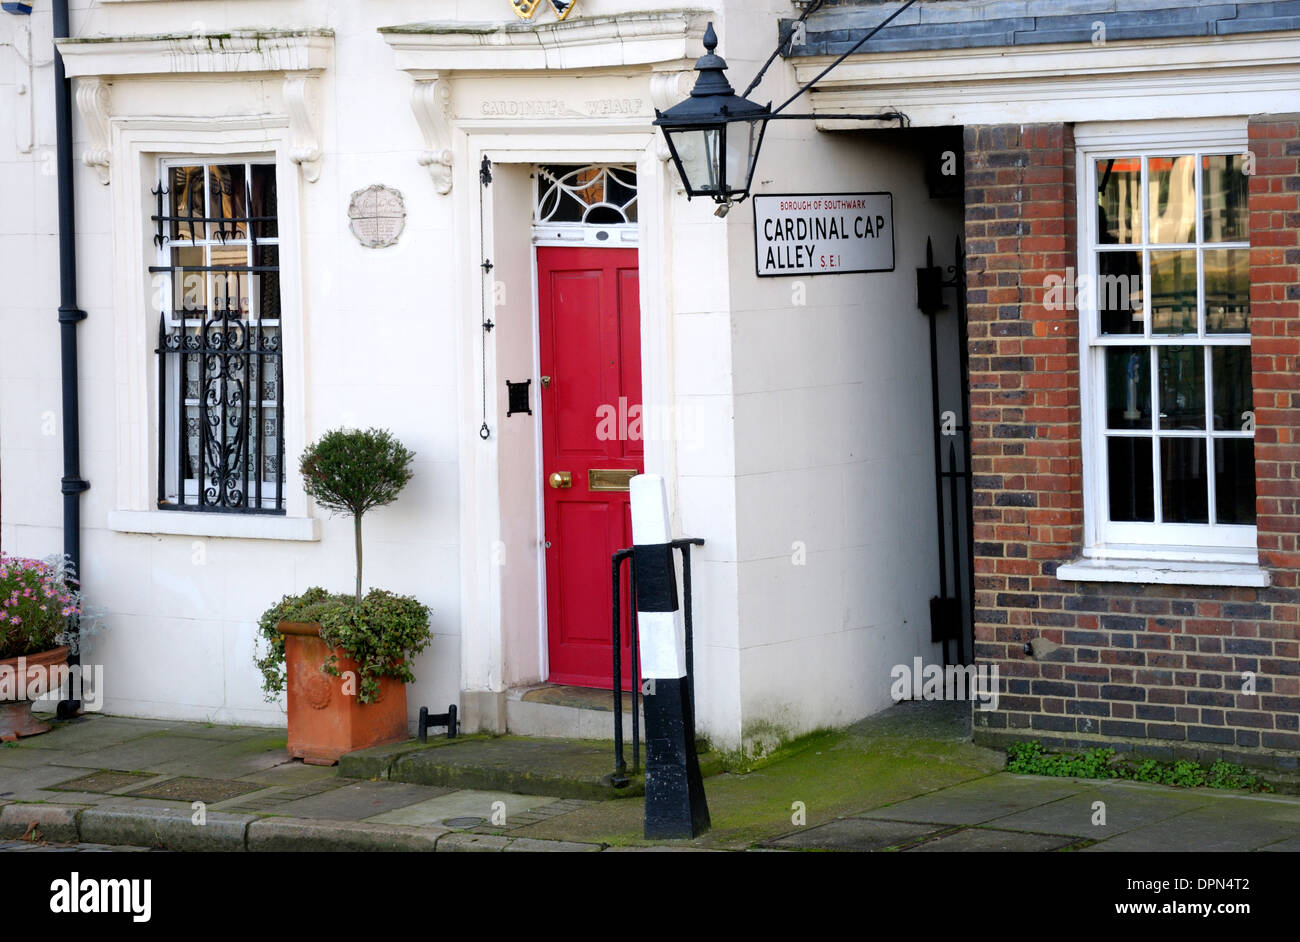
[53,0,89,719]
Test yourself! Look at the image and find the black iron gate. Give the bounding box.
[917,236,975,666]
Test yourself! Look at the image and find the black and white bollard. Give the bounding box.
[629,474,710,839]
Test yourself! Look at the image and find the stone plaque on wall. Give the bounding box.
[348,184,406,248]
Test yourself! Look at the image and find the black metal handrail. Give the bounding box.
[610,537,703,786]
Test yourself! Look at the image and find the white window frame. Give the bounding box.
[1075,120,1257,566]
[104,119,316,542]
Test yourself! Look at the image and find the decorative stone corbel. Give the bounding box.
[76,78,111,185]
[411,74,453,195]
[283,73,322,183]
[649,69,693,166]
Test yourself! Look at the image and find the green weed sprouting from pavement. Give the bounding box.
[1006,740,1272,792]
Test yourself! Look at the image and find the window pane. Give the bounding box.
[170,246,204,315]
[1160,438,1208,524]
[1096,157,1140,245]
[255,244,280,318]
[207,165,248,241]
[1215,439,1256,525]
[1211,346,1253,432]
[1148,155,1196,244]
[250,164,278,239]
[1097,250,1144,334]
[1202,154,1249,243]
[1108,437,1154,522]
[1204,248,1250,334]
[1105,347,1151,429]
[1150,249,1197,334]
[169,166,204,241]
[1157,346,1205,430]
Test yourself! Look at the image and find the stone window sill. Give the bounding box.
[1055,558,1270,588]
[107,510,320,542]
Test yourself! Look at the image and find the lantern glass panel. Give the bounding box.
[666,126,723,196]
[724,118,764,197]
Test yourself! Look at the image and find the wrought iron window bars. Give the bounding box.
[151,162,285,514]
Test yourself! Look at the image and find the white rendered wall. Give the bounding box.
[0,0,949,748]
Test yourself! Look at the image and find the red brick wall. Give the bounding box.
[964,119,1300,771]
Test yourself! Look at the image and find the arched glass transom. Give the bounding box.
[535,165,638,226]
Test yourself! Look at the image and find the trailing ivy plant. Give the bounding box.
[256,588,431,704]
[299,427,415,604]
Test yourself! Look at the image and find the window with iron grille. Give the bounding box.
[153,159,285,514]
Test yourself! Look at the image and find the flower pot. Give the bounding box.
[276,622,408,765]
[0,645,69,742]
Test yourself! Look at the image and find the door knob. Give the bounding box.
[548,471,572,489]
[541,376,552,388]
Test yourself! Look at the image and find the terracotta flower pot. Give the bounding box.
[0,645,69,742]
[276,622,408,766]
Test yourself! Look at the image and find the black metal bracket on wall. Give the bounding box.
[417,704,458,742]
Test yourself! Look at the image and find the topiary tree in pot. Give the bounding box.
[256,427,431,765]
[299,427,414,605]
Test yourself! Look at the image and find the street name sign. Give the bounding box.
[753,192,894,277]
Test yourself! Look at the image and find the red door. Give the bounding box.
[539,246,643,689]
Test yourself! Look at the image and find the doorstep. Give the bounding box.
[505,683,643,741]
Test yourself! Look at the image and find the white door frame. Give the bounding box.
[453,127,676,707]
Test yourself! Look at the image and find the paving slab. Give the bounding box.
[1082,798,1300,852]
[46,769,155,793]
[858,774,1090,826]
[265,780,451,821]
[0,764,108,801]
[148,733,292,779]
[763,817,944,852]
[987,785,1212,838]
[907,826,1079,852]
[239,760,340,787]
[125,776,266,803]
[48,733,221,772]
[365,789,560,827]
[23,791,118,806]
[0,745,70,768]
[6,716,176,752]
[144,723,281,742]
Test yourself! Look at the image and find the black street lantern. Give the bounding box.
[654,23,771,213]
[653,2,918,214]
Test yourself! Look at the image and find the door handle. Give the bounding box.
[541,376,552,388]
[548,471,572,489]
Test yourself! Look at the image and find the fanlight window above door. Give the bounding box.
[535,165,638,226]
